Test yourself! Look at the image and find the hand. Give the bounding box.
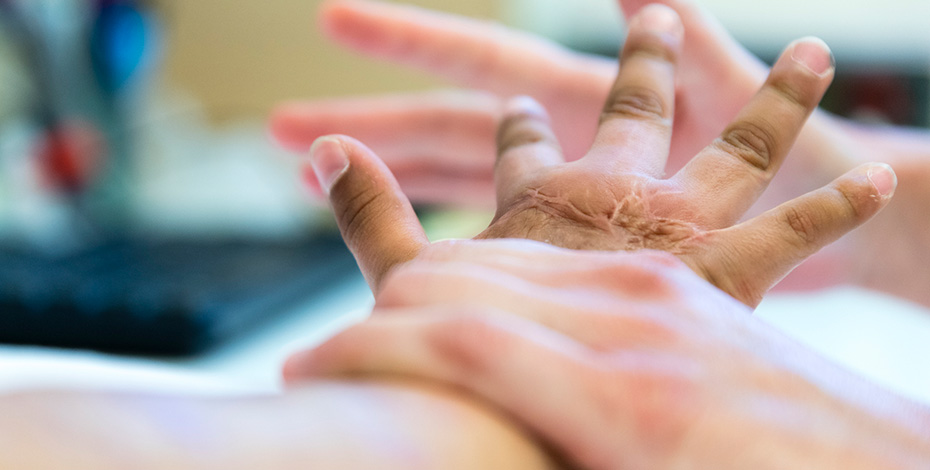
[303,6,893,307]
[271,0,771,206]
[285,240,930,470]
[274,0,930,308]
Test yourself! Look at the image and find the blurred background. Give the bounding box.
[2,0,929,245]
[0,0,929,399]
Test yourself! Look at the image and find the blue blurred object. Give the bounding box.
[90,0,154,94]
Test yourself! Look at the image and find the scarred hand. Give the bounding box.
[304,6,894,307]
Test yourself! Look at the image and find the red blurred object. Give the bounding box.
[35,121,106,193]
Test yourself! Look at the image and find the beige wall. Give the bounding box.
[157,0,501,121]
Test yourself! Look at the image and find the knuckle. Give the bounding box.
[427,313,511,377]
[625,37,678,65]
[588,353,700,446]
[336,186,388,243]
[601,261,676,300]
[717,120,779,171]
[601,86,669,123]
[781,206,821,246]
[833,183,867,222]
[770,77,812,110]
[496,117,549,154]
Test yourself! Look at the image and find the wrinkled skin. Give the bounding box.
[287,239,930,470]
[302,6,894,309]
[272,0,930,308]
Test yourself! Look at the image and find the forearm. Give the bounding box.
[0,381,555,470]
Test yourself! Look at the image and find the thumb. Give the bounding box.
[309,135,429,292]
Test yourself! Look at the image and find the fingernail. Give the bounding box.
[633,4,683,37]
[867,163,897,199]
[309,136,350,194]
[504,95,549,120]
[791,37,835,76]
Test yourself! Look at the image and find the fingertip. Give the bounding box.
[866,162,897,200]
[627,3,684,46]
[309,135,351,195]
[281,350,315,385]
[269,104,316,152]
[838,163,897,218]
[502,95,550,123]
[787,36,835,78]
[317,0,383,48]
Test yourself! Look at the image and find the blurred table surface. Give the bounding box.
[1,277,930,407]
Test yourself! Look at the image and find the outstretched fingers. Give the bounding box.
[585,4,683,176]
[673,38,835,227]
[309,136,430,291]
[695,163,896,306]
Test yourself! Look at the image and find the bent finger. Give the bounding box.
[309,135,430,291]
[697,163,895,306]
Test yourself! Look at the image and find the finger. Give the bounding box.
[319,0,614,159]
[495,96,564,204]
[300,157,496,208]
[673,38,835,228]
[319,0,612,97]
[271,90,498,171]
[617,0,770,168]
[282,310,612,467]
[375,259,685,350]
[695,163,896,307]
[585,4,683,176]
[309,135,430,291]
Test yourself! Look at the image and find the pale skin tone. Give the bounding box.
[0,383,555,469]
[281,6,929,468]
[272,0,930,307]
[287,239,930,470]
[305,5,894,307]
[0,6,913,469]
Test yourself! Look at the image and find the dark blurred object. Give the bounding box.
[0,232,360,355]
[1,2,357,357]
[821,72,930,127]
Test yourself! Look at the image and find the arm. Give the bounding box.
[291,244,930,469]
[0,382,555,470]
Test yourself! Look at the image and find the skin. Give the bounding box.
[0,383,556,469]
[304,5,894,307]
[287,240,930,470]
[271,0,930,307]
[0,6,913,469]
